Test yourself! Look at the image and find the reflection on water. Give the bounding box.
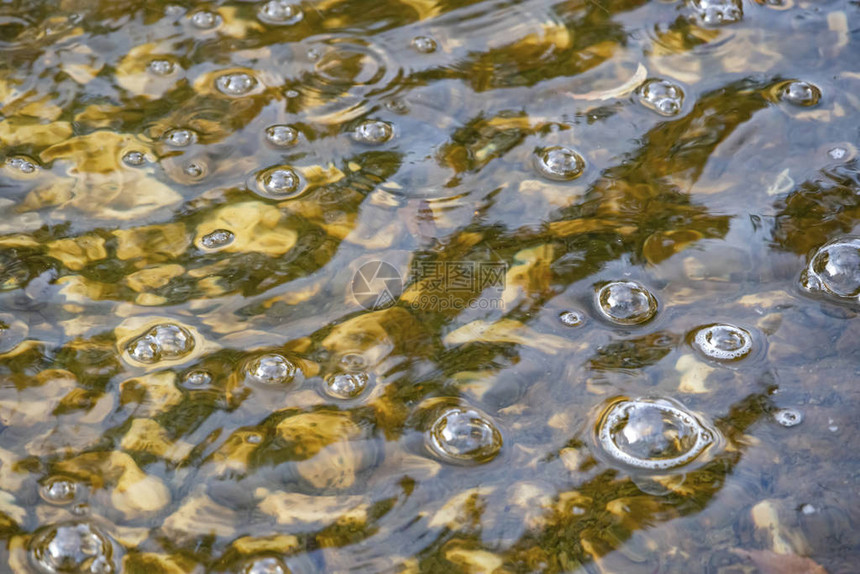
[0,0,859,571]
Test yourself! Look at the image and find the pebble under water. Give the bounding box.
[0,0,858,572]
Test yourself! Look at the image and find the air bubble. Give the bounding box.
[241,556,288,574]
[183,161,206,179]
[200,229,235,250]
[323,372,370,399]
[245,353,296,385]
[258,0,304,25]
[40,477,78,505]
[411,36,437,53]
[190,10,220,29]
[122,151,145,167]
[596,398,717,471]
[265,125,299,147]
[778,80,821,107]
[596,281,658,325]
[29,521,115,574]
[215,72,258,96]
[352,119,394,145]
[6,155,38,174]
[801,236,860,300]
[164,128,197,147]
[534,146,585,181]
[559,310,584,327]
[126,324,195,364]
[182,369,213,388]
[692,324,753,361]
[255,166,303,198]
[337,352,369,372]
[426,406,502,465]
[147,59,175,76]
[691,0,743,25]
[774,408,803,427]
[828,147,847,160]
[638,79,685,116]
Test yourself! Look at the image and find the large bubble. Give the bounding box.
[29,521,116,574]
[595,397,718,472]
[691,323,753,361]
[426,406,503,465]
[800,236,860,302]
[244,353,297,386]
[126,324,195,364]
[596,281,658,325]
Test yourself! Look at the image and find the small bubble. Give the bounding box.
[182,369,213,388]
[265,125,299,147]
[774,408,803,427]
[40,477,78,505]
[427,406,502,465]
[828,147,847,160]
[691,0,743,25]
[122,151,146,167]
[147,59,175,76]
[596,281,658,325]
[258,0,304,25]
[126,323,195,364]
[256,166,302,198]
[246,433,262,445]
[411,35,437,53]
[285,89,300,98]
[164,128,197,147]
[352,119,394,145]
[245,353,296,385]
[190,10,220,29]
[596,398,717,471]
[779,80,821,107]
[801,504,816,515]
[200,229,235,250]
[6,156,38,174]
[323,372,370,399]
[559,310,584,327]
[215,72,258,96]
[692,324,753,361]
[638,79,685,116]
[534,146,585,181]
[242,556,288,574]
[183,161,206,179]
[29,521,115,574]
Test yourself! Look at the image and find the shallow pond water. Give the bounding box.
[0,0,859,572]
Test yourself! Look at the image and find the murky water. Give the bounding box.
[0,0,859,572]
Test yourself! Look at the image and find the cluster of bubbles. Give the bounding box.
[126,323,195,364]
[637,79,685,117]
[258,1,304,26]
[256,166,302,198]
[426,406,503,465]
[351,119,394,145]
[691,0,743,26]
[6,156,38,174]
[800,236,860,302]
[533,146,585,181]
[596,280,658,325]
[595,398,717,471]
[200,229,235,250]
[245,353,297,385]
[29,521,116,574]
[692,324,753,362]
